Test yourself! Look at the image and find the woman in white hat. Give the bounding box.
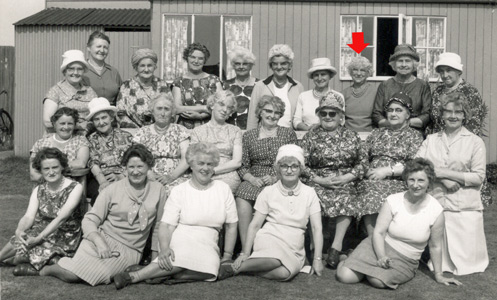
[217,144,323,282]
[372,44,432,132]
[293,57,343,130]
[246,44,304,130]
[43,50,98,133]
[429,53,491,207]
[86,97,133,205]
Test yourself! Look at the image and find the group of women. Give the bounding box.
[0,30,490,291]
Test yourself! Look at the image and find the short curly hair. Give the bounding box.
[255,95,286,121]
[50,107,79,125]
[441,92,472,123]
[346,56,374,77]
[206,90,236,112]
[131,48,158,70]
[183,42,210,63]
[32,147,69,173]
[121,144,155,168]
[229,46,256,66]
[402,158,436,185]
[186,142,220,167]
[268,44,294,65]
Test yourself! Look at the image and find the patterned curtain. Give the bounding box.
[224,17,252,79]
[163,16,189,81]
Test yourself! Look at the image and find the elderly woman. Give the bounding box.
[247,44,304,130]
[337,158,462,289]
[218,145,323,281]
[417,92,488,275]
[300,92,367,269]
[83,31,122,105]
[172,42,223,129]
[342,56,377,132]
[43,50,98,132]
[30,107,90,182]
[86,97,133,205]
[132,93,190,193]
[293,58,342,130]
[223,46,259,129]
[41,144,167,285]
[117,48,170,128]
[236,95,297,251]
[113,143,238,288]
[356,92,423,236]
[372,44,431,132]
[0,148,83,276]
[191,90,242,192]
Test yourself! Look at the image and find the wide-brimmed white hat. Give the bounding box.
[307,57,337,78]
[435,52,463,73]
[60,50,89,72]
[86,97,118,120]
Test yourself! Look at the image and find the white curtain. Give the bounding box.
[163,16,189,81]
[224,17,252,79]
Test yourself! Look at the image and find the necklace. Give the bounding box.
[154,124,169,135]
[189,179,212,191]
[312,88,328,99]
[260,125,277,137]
[351,83,369,98]
[53,134,71,143]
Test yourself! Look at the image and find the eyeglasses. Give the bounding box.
[351,68,367,74]
[262,108,283,117]
[318,111,338,118]
[66,66,85,74]
[233,62,251,67]
[386,108,405,113]
[442,109,464,117]
[270,62,290,68]
[279,164,300,171]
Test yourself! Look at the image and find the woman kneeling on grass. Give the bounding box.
[113,142,238,289]
[217,144,323,281]
[337,158,462,289]
[0,148,83,275]
[41,144,167,286]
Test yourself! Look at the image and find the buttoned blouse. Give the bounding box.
[416,127,486,211]
[83,63,122,105]
[44,80,98,121]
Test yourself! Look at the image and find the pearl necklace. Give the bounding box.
[312,88,328,99]
[53,134,72,143]
[351,83,369,98]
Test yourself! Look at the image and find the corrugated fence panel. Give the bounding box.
[105,31,151,81]
[14,25,100,156]
[0,46,15,118]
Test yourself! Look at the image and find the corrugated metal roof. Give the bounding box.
[14,8,150,28]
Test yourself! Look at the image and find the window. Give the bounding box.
[162,14,252,81]
[339,15,446,81]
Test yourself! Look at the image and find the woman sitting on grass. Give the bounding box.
[217,144,323,281]
[337,158,462,289]
[0,148,83,276]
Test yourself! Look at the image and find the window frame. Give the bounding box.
[339,14,447,82]
[161,13,253,81]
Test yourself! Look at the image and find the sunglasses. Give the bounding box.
[318,111,338,118]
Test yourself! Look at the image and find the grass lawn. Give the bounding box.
[1,156,496,300]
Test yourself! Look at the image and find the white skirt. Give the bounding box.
[442,210,488,275]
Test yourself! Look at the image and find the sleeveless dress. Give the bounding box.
[11,181,81,270]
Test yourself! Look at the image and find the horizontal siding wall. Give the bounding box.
[14,25,100,156]
[154,1,497,162]
[105,31,151,80]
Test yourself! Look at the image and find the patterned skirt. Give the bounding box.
[235,165,275,201]
[307,180,359,218]
[355,179,406,219]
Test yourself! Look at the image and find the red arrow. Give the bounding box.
[347,32,369,54]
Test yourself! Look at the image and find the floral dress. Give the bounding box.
[191,122,242,192]
[173,74,221,129]
[235,126,297,201]
[300,126,368,218]
[116,77,171,128]
[10,181,81,270]
[355,127,423,219]
[87,128,133,176]
[427,80,491,207]
[222,77,259,129]
[133,124,190,194]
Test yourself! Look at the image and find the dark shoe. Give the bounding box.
[48,255,61,265]
[124,264,144,273]
[114,272,132,290]
[217,263,235,281]
[12,263,39,276]
[326,248,341,269]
